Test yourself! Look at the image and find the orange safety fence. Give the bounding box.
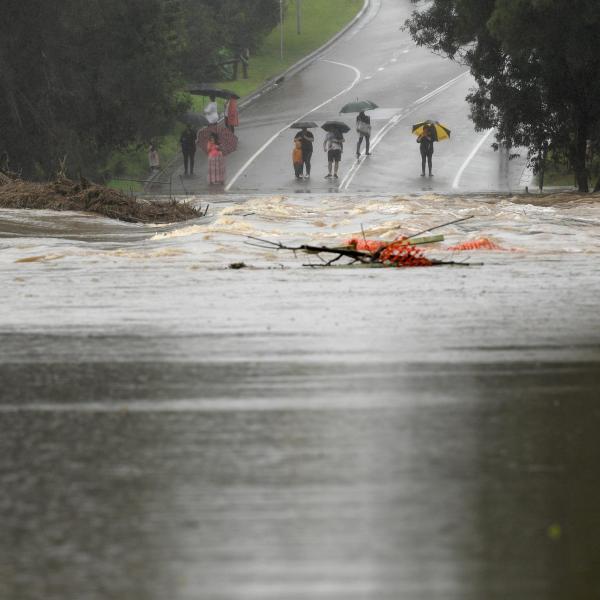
[446,237,508,251]
[345,237,433,267]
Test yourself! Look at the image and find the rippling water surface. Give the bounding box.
[1,192,600,599]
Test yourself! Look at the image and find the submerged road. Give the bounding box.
[169,0,528,195]
[3,2,600,600]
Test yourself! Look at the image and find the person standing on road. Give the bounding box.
[148,144,160,173]
[179,125,196,177]
[417,124,435,177]
[207,132,225,185]
[294,127,314,178]
[224,98,239,133]
[324,130,344,179]
[204,95,219,125]
[356,111,371,158]
[292,138,304,179]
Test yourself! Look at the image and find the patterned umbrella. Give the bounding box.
[196,125,238,156]
[412,120,451,142]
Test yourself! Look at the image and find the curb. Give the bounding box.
[146,0,371,192]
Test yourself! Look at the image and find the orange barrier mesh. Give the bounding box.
[447,237,507,251]
[379,238,433,267]
[345,238,386,253]
[345,237,433,267]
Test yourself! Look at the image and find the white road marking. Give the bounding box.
[225,60,361,191]
[452,128,495,189]
[340,72,469,190]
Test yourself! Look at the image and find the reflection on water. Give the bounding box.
[1,192,600,598]
[1,364,599,599]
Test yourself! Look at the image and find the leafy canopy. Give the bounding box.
[406,0,600,191]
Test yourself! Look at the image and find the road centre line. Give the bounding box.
[225,60,361,191]
[340,71,469,190]
[452,128,495,189]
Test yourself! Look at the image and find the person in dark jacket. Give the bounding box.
[294,127,315,178]
[356,110,371,158]
[180,125,197,176]
[417,124,435,177]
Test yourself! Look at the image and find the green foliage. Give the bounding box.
[406,0,600,191]
[0,0,188,179]
[1,0,358,182]
[132,0,361,190]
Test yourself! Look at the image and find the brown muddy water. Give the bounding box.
[1,192,600,600]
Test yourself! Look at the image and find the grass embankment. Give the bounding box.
[0,173,201,223]
[107,0,363,191]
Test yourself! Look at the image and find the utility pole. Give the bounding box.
[296,0,302,35]
[280,0,284,60]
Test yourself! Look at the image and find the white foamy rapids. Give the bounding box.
[1,193,600,269]
[145,192,600,261]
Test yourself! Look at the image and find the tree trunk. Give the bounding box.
[594,175,600,193]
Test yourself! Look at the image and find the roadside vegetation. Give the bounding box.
[118,0,363,189]
[406,0,600,192]
[0,0,279,182]
[0,0,361,189]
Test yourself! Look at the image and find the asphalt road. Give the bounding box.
[168,0,529,196]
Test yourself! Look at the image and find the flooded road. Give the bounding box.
[2,192,600,599]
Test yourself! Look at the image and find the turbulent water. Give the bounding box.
[2,193,600,600]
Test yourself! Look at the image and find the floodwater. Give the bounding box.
[1,192,600,600]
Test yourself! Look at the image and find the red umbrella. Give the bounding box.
[196,125,238,156]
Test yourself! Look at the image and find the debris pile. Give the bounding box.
[246,234,464,268]
[244,216,512,269]
[0,175,202,224]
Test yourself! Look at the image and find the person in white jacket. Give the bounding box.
[203,95,219,124]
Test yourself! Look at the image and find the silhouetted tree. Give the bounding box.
[406,0,600,191]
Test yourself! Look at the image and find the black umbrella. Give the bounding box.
[290,121,319,129]
[322,121,350,134]
[187,84,240,100]
[180,111,209,129]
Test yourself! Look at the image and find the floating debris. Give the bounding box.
[245,216,480,268]
[0,175,202,224]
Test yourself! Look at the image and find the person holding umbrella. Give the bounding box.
[412,121,451,177]
[179,124,197,177]
[294,125,315,178]
[340,100,377,159]
[417,124,435,177]
[356,110,372,158]
[322,122,348,179]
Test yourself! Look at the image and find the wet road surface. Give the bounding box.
[165,0,528,196]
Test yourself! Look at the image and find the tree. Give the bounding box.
[406,0,600,192]
[0,0,188,178]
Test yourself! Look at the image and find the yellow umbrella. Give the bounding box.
[412,120,451,142]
